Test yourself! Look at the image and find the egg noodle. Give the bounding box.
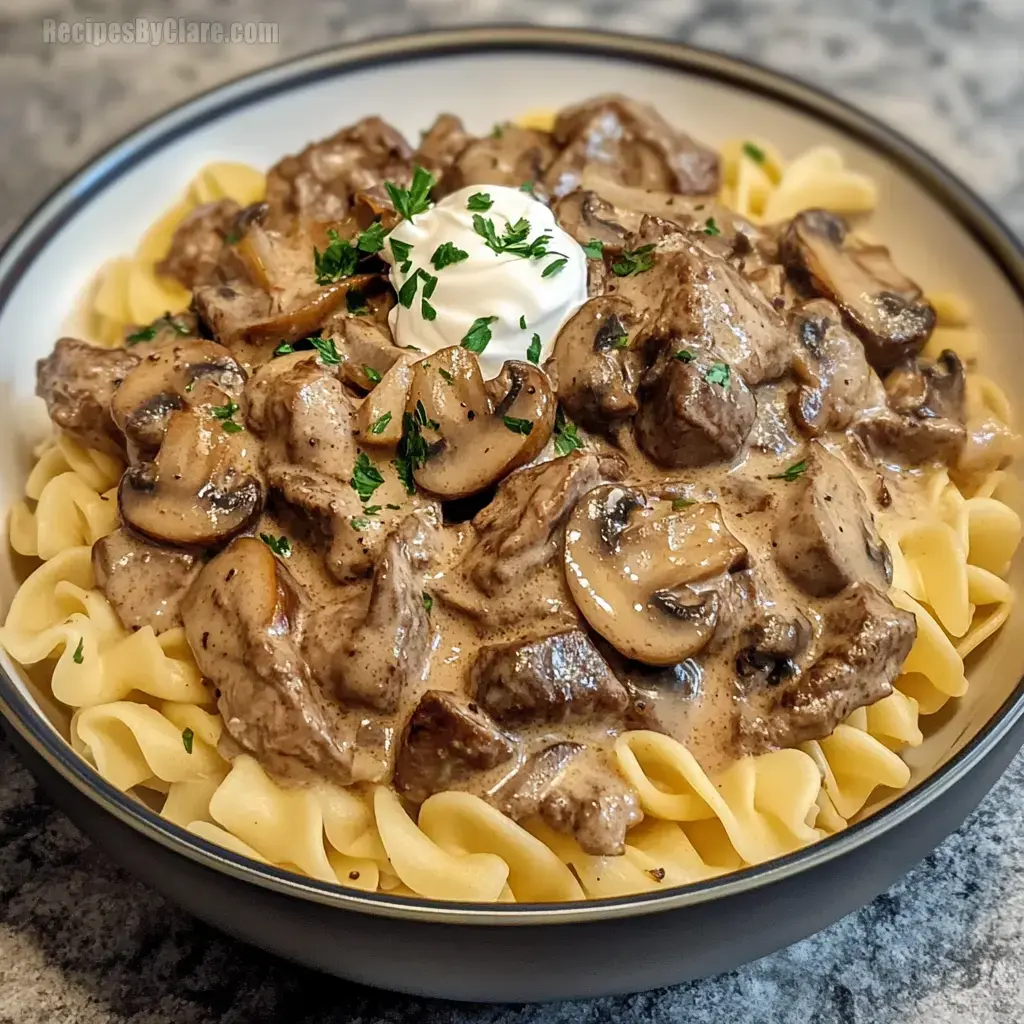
[1,121,1021,902]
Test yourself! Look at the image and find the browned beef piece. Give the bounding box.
[392,690,517,805]
[265,117,413,227]
[494,744,642,856]
[544,94,719,198]
[773,444,892,598]
[856,350,967,466]
[471,630,629,727]
[36,338,139,456]
[439,124,557,196]
[92,528,200,634]
[789,299,886,436]
[156,199,245,289]
[736,583,917,752]
[635,345,756,468]
[413,113,473,180]
[780,209,936,371]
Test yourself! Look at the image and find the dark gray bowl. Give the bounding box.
[1,26,1023,1003]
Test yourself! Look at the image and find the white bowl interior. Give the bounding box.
[1,46,1022,821]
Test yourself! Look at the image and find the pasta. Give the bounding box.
[2,106,1022,906]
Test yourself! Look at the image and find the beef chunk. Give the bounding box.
[553,189,635,252]
[551,296,642,431]
[156,199,244,289]
[735,612,813,688]
[790,299,886,436]
[392,690,516,805]
[92,528,200,634]
[773,444,891,598]
[635,346,756,468]
[471,630,629,727]
[439,124,557,196]
[413,113,473,180]
[780,210,935,371]
[856,350,967,466]
[36,338,139,456]
[494,744,642,856]
[265,117,413,227]
[737,583,917,752]
[544,95,719,198]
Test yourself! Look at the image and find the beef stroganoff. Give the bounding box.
[2,97,1021,902]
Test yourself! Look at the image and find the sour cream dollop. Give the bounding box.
[381,185,588,378]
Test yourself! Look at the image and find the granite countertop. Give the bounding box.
[2,0,1024,1020]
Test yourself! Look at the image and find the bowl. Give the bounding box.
[1,26,1023,1002]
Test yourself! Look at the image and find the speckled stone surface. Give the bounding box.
[2,0,1024,1020]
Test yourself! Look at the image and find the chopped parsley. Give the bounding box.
[768,459,809,482]
[704,362,730,387]
[313,228,359,284]
[398,268,438,313]
[542,257,568,278]
[581,239,605,260]
[310,336,341,366]
[472,215,553,261]
[211,400,240,420]
[503,415,534,436]
[364,365,382,385]
[126,313,190,345]
[431,241,469,271]
[350,516,371,531]
[703,217,721,237]
[393,410,433,494]
[672,497,696,510]
[611,244,655,277]
[467,192,494,212]
[422,591,434,613]
[346,289,369,315]
[72,638,84,664]
[390,237,413,271]
[519,181,535,194]
[363,505,382,515]
[350,452,385,502]
[224,227,243,245]
[491,124,504,139]
[461,315,499,354]
[438,368,455,384]
[414,399,440,431]
[742,141,766,164]
[385,165,435,222]
[370,411,393,435]
[422,299,437,321]
[273,342,294,357]
[221,420,244,434]
[527,333,542,365]
[553,408,584,457]
[674,349,695,363]
[182,728,194,754]
[357,220,387,254]
[519,315,528,330]
[610,333,629,350]
[260,533,292,558]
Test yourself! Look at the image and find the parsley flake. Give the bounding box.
[553,408,584,457]
[503,415,534,436]
[703,217,721,237]
[273,342,294,357]
[542,257,568,278]
[672,497,696,510]
[422,591,434,613]
[581,239,605,260]
[421,299,437,321]
[370,412,392,435]
[742,141,766,164]
[704,362,730,387]
[260,533,292,558]
[491,124,504,139]
[182,728,194,754]
[768,459,809,482]
[467,192,493,212]
[313,228,359,284]
[126,313,190,345]
[461,316,499,354]
[438,368,454,384]
[431,241,469,271]
[364,365,382,385]
[674,349,696,363]
[347,289,369,315]
[350,452,385,502]
[390,237,413,264]
[310,336,341,366]
[72,638,84,664]
[612,244,655,277]
[350,516,371,531]
[211,400,240,421]
[393,410,434,494]
[221,420,244,434]
[519,181,535,194]
[610,333,629,350]
[527,334,542,365]
[385,165,435,222]
[519,315,527,330]
[357,221,386,254]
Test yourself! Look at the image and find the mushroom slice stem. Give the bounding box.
[565,485,747,665]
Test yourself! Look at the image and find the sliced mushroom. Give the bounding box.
[183,537,356,785]
[551,295,642,431]
[635,347,755,467]
[780,210,936,371]
[407,347,555,499]
[565,486,747,665]
[332,317,404,392]
[772,443,891,597]
[119,407,263,547]
[110,339,246,459]
[552,189,636,250]
[354,355,413,446]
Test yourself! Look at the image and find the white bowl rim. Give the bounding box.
[1,24,1023,926]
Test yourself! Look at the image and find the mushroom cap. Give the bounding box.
[565,485,747,665]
